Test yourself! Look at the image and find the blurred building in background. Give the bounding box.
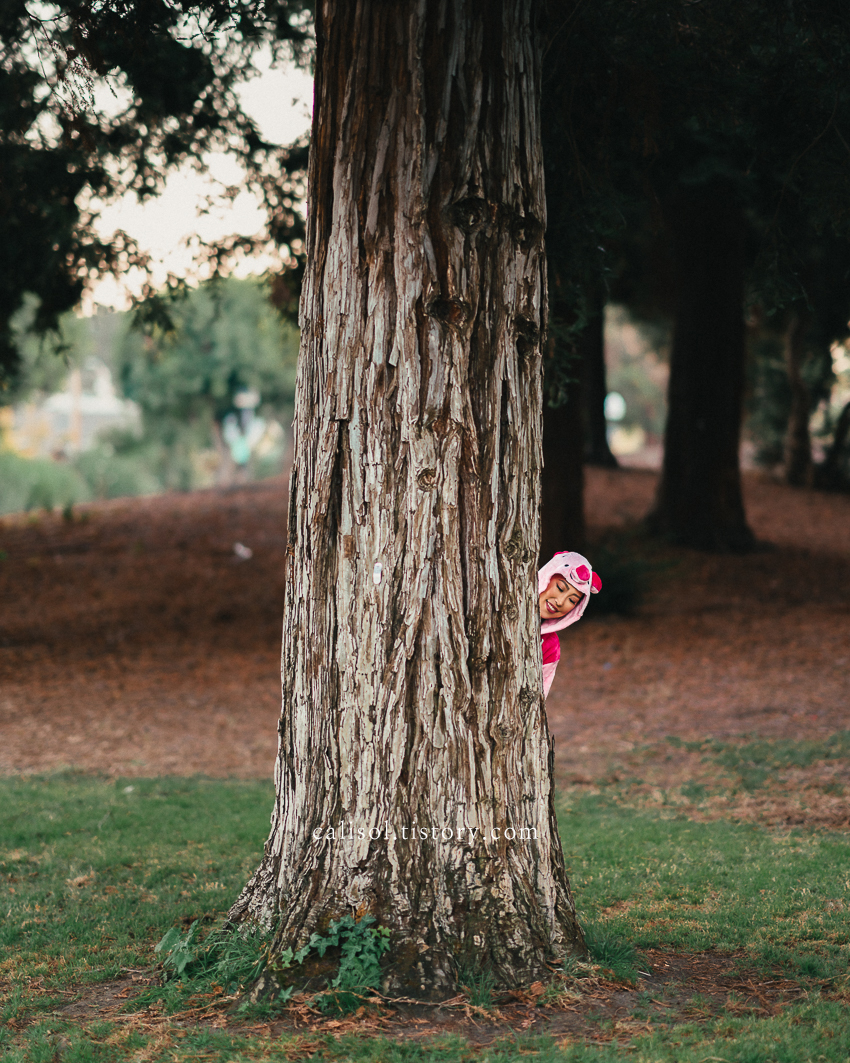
[2,357,140,459]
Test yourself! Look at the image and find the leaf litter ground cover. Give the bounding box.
[1,467,849,1060]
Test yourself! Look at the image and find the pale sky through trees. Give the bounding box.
[86,52,313,313]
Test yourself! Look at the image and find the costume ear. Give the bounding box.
[590,571,602,594]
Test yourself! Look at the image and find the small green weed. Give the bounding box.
[178,913,391,1016]
[155,920,271,992]
[457,961,497,1008]
[580,920,642,983]
[303,915,391,1014]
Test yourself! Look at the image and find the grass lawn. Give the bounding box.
[2,744,849,1062]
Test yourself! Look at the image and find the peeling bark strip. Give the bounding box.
[230,0,583,996]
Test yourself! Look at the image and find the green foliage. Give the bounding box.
[116,277,297,484]
[156,922,204,981]
[153,912,391,1016]
[284,915,392,1015]
[0,1,311,381]
[155,920,272,997]
[0,277,297,514]
[0,450,91,515]
[73,448,162,501]
[0,447,164,516]
[97,427,211,495]
[3,295,92,405]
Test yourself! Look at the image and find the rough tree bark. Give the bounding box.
[648,185,755,551]
[230,0,584,997]
[783,312,813,487]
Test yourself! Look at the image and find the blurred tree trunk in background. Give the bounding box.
[815,399,850,489]
[783,312,814,486]
[540,287,605,562]
[581,296,618,468]
[540,371,586,560]
[649,185,755,551]
[230,0,584,998]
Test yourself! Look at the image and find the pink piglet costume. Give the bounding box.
[539,551,602,699]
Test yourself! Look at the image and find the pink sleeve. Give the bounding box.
[542,660,558,699]
[541,631,561,665]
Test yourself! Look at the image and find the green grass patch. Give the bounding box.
[3,766,850,1061]
[666,732,850,791]
[560,791,850,980]
[1,774,273,1020]
[579,920,642,984]
[5,1002,850,1063]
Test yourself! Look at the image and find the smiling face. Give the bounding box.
[539,576,584,621]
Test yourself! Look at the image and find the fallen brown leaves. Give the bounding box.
[1,469,848,786]
[39,951,808,1048]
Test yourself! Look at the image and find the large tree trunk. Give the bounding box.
[581,297,618,468]
[648,185,755,551]
[783,312,813,487]
[230,0,583,998]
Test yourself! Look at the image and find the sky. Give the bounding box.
[85,52,314,313]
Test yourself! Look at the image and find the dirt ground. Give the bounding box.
[2,468,848,1043]
[51,949,806,1047]
[1,467,848,795]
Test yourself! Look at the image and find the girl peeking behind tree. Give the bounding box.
[538,551,601,699]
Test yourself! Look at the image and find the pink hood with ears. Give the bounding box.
[538,550,602,635]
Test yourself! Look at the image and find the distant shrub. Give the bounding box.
[73,448,161,500]
[0,451,90,515]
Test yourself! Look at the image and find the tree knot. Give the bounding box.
[428,298,471,328]
[504,208,543,251]
[449,196,490,235]
[514,316,540,358]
